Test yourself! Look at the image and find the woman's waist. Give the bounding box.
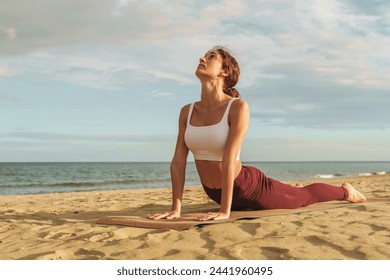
[196,160,242,189]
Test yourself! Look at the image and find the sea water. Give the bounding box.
[0,161,389,195]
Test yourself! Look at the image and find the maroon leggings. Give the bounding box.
[203,165,349,210]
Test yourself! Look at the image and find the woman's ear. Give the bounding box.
[219,69,228,77]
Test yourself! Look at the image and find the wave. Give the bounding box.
[317,171,387,179]
[316,174,334,179]
[316,173,343,179]
[359,171,386,176]
[358,173,373,176]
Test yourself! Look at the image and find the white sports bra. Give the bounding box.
[184,98,240,161]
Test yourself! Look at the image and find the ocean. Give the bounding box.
[0,161,389,196]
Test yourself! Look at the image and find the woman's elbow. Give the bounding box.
[221,156,237,170]
[170,157,186,170]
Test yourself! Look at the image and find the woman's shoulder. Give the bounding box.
[228,98,249,124]
[231,98,249,112]
[180,103,193,114]
[178,103,194,124]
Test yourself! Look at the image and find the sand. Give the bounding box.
[0,174,389,260]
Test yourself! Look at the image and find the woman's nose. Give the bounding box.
[199,56,206,63]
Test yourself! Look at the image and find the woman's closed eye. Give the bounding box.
[207,53,217,60]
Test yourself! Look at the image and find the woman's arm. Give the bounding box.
[198,99,250,220]
[169,105,190,214]
[148,105,189,220]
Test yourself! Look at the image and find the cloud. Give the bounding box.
[250,95,390,130]
[1,0,389,134]
[3,48,195,90]
[0,131,176,143]
[242,132,390,161]
[0,65,12,76]
[144,69,194,85]
[194,0,390,92]
[146,90,176,101]
[1,0,388,90]
[341,0,390,18]
[0,0,244,54]
[1,26,16,40]
[246,61,390,130]
[0,131,177,161]
[0,93,18,102]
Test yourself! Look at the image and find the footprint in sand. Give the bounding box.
[88,232,112,242]
[75,248,105,259]
[261,246,291,259]
[41,232,77,240]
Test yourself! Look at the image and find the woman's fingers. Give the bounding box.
[147,211,180,220]
[147,212,169,219]
[198,213,217,221]
[163,211,180,219]
[147,213,163,219]
[197,211,229,221]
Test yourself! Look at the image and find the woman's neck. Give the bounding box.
[200,80,227,106]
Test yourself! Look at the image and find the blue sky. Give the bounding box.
[0,0,389,162]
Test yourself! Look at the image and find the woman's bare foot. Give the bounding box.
[342,183,366,203]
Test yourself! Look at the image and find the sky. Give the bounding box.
[0,0,389,162]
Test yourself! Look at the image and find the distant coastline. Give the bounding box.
[1,161,389,196]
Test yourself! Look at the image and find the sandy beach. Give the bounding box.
[0,174,389,260]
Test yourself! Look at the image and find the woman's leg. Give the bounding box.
[235,166,365,210]
[259,179,349,209]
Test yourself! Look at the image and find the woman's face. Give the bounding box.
[195,50,225,80]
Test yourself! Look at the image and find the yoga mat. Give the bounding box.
[97,199,389,230]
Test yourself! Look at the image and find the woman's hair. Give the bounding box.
[212,46,241,98]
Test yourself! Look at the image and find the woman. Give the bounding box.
[148,46,366,221]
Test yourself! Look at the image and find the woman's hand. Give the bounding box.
[147,210,180,220]
[197,211,230,221]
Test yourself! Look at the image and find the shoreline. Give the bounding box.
[0,174,389,260]
[1,172,388,197]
